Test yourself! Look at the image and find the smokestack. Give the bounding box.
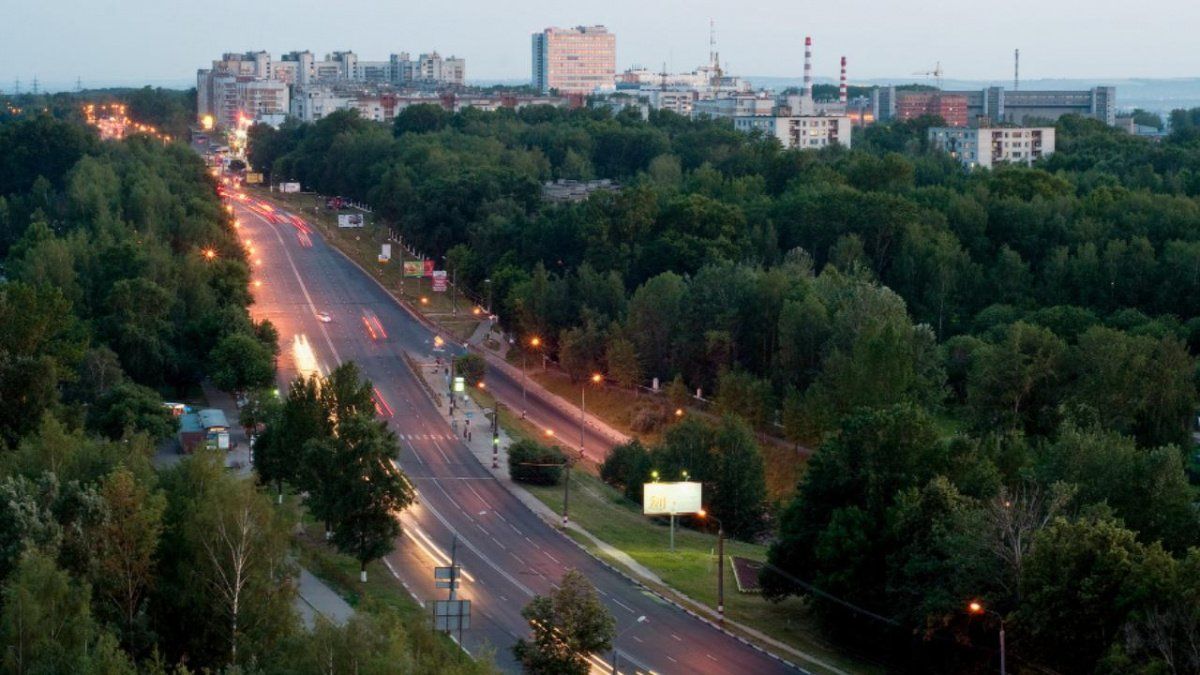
[839,56,847,104]
[803,36,813,99]
[1014,49,1020,90]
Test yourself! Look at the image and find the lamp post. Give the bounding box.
[698,509,725,623]
[581,373,602,458]
[612,615,648,674]
[522,337,540,418]
[968,600,1006,675]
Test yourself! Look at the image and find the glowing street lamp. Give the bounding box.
[579,373,602,457]
[967,600,1006,675]
[202,248,217,261]
[522,336,542,418]
[698,509,725,623]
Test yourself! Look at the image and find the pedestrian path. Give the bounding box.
[296,566,355,629]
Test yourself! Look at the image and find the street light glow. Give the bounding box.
[202,248,217,261]
[544,428,554,438]
[591,373,602,384]
[530,336,541,348]
[968,601,984,614]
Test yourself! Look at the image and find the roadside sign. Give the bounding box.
[403,260,423,277]
[643,481,703,515]
[434,600,471,631]
[453,376,465,393]
[423,259,435,277]
[432,270,448,292]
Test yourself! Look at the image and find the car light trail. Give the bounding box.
[373,387,395,417]
[291,334,321,381]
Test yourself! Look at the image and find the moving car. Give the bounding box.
[316,311,332,323]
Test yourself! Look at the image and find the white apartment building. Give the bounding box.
[692,94,775,120]
[734,115,852,150]
[928,126,1056,168]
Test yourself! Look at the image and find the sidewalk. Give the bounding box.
[296,567,355,629]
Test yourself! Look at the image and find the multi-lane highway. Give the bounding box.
[234,194,798,674]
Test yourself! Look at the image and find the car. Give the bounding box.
[316,311,332,323]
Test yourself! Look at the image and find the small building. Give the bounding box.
[179,408,231,453]
[928,126,1055,169]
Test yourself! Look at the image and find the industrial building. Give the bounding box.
[874,85,1116,126]
[928,126,1056,168]
[531,26,617,94]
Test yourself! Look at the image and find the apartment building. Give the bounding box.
[928,126,1056,168]
[735,115,852,150]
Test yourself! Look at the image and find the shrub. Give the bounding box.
[508,439,565,485]
[453,353,486,387]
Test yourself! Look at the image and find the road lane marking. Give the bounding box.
[615,599,635,614]
[544,551,559,564]
[671,633,682,642]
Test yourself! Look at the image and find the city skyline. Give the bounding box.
[4,0,1200,92]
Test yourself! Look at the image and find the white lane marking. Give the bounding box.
[632,636,643,643]
[667,655,678,663]
[249,206,342,365]
[706,654,718,662]
[615,599,635,614]
[671,633,682,642]
[543,550,560,564]
[465,482,491,509]
[429,439,453,464]
[490,536,507,550]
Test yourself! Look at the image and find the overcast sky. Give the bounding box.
[3,0,1198,91]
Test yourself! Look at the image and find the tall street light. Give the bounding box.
[968,600,1006,675]
[522,336,540,418]
[698,509,725,623]
[612,615,648,674]
[580,373,602,458]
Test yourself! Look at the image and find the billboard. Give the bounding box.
[643,481,702,515]
[403,260,423,277]
[432,270,448,292]
[337,213,364,228]
[378,243,391,262]
[244,172,263,184]
[280,182,301,193]
[423,259,435,277]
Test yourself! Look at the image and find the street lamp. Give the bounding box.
[202,248,217,261]
[698,509,725,623]
[967,600,1006,675]
[522,337,541,418]
[580,373,602,458]
[612,615,648,674]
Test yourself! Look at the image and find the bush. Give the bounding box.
[599,440,651,488]
[629,403,668,433]
[508,439,565,485]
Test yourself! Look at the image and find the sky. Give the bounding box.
[3,0,1199,92]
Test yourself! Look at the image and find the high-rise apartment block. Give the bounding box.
[532,26,616,94]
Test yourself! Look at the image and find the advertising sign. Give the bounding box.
[280,182,301,193]
[337,213,364,228]
[643,481,702,515]
[453,376,465,393]
[423,259,435,277]
[403,260,423,277]
[432,270,448,292]
[244,172,263,184]
[379,244,391,262]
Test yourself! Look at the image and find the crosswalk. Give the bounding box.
[398,433,459,441]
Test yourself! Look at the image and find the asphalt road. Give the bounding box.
[235,196,798,674]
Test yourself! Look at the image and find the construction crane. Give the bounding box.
[913,62,944,89]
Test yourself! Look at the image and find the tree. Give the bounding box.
[91,467,166,641]
[0,473,63,581]
[1016,515,1145,674]
[209,331,275,394]
[513,569,615,675]
[710,417,767,539]
[968,322,1067,436]
[604,335,642,392]
[87,381,179,441]
[326,416,415,581]
[0,551,122,674]
[453,352,486,388]
[256,375,324,502]
[189,463,295,666]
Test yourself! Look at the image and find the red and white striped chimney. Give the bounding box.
[839,56,847,103]
[802,36,813,98]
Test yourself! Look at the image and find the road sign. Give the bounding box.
[453,376,465,393]
[434,600,471,631]
[435,565,462,589]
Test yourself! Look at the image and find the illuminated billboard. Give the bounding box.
[643,481,702,515]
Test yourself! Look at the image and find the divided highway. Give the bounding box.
[235,196,799,674]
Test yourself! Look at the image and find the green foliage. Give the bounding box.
[710,417,768,539]
[508,439,565,486]
[209,331,276,394]
[598,440,652,503]
[453,352,487,387]
[513,569,615,675]
[88,380,179,441]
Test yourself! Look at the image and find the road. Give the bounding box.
[234,195,798,674]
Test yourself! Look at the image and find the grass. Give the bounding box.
[247,188,482,342]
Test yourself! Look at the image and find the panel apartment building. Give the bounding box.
[532,26,616,95]
[928,126,1056,168]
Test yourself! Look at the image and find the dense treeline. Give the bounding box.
[250,103,1200,672]
[0,113,478,673]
